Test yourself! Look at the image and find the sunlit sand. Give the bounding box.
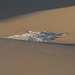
[0,4,75,75]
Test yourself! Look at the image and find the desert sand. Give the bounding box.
[0,0,75,75]
[0,6,75,43]
[0,38,75,75]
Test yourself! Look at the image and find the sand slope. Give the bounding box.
[0,5,75,75]
[0,6,75,43]
[0,0,74,20]
[0,38,75,75]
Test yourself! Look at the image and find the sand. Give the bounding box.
[0,39,75,75]
[0,6,75,43]
[0,3,75,75]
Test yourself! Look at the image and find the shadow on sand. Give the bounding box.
[1,38,75,47]
[0,0,75,20]
[42,42,75,47]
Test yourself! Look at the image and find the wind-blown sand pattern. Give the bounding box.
[0,1,75,75]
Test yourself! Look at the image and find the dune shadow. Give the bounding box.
[1,38,75,47]
[0,0,75,20]
[42,42,75,47]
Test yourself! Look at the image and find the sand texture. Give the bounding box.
[0,6,75,43]
[0,0,75,75]
[0,39,75,75]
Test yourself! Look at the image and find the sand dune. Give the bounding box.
[0,38,75,75]
[0,6,75,43]
[0,0,74,20]
[0,3,75,75]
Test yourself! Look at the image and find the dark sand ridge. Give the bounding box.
[0,0,75,20]
[0,38,75,75]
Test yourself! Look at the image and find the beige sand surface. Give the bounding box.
[0,38,75,75]
[0,6,75,43]
[0,5,75,75]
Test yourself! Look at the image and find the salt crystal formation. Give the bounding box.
[8,31,66,42]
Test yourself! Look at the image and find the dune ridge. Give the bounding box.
[0,0,75,20]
